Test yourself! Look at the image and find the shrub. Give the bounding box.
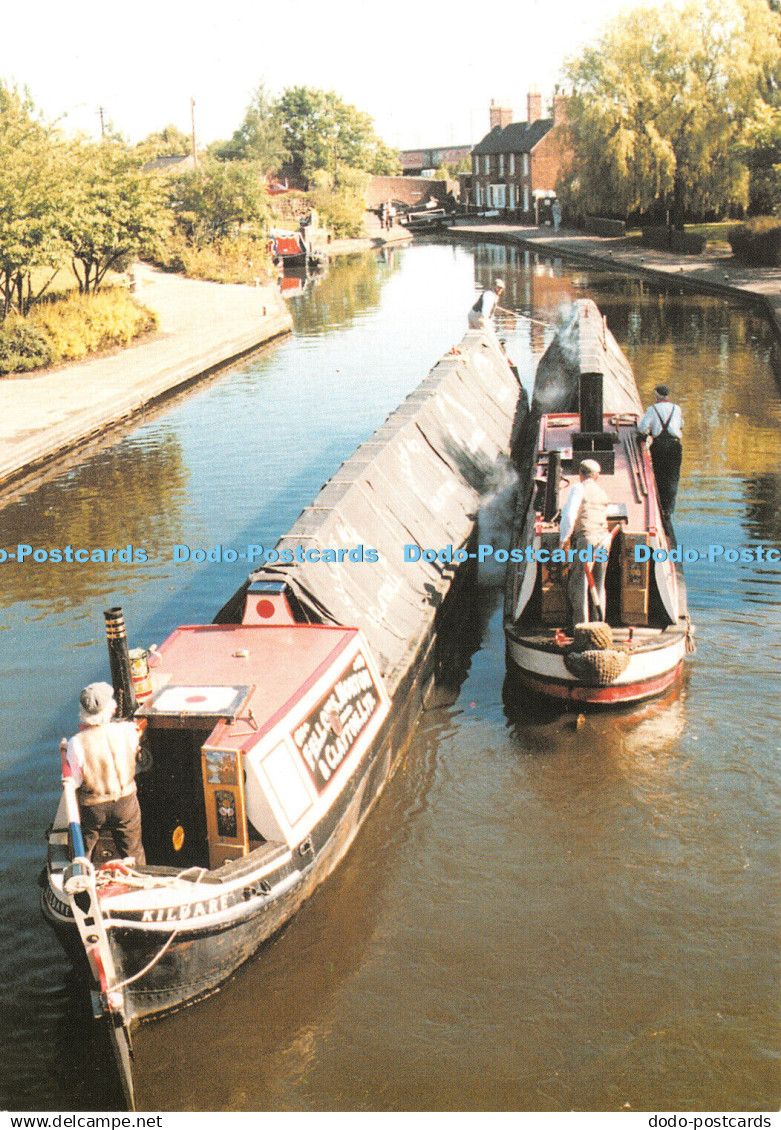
[176,237,274,284]
[30,289,157,361]
[307,167,368,239]
[307,185,365,238]
[728,217,781,266]
[146,232,273,284]
[0,320,55,374]
[0,288,157,374]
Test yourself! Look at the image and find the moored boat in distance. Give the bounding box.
[504,299,695,706]
[41,325,524,1108]
[267,228,324,270]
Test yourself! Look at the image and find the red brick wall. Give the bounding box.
[531,127,569,194]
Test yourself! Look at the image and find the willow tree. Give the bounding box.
[560,0,781,225]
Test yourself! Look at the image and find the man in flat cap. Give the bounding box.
[559,458,612,623]
[65,681,145,863]
[468,278,505,333]
[638,384,683,526]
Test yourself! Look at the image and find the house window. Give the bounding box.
[499,154,504,176]
[523,153,530,176]
[509,154,515,176]
[508,183,515,210]
[523,185,530,211]
[489,184,506,209]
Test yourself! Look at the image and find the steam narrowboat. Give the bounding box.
[503,299,695,705]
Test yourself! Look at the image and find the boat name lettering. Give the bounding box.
[141,893,234,922]
[45,889,71,917]
[293,653,379,792]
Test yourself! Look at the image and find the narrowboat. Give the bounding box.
[41,324,524,1108]
[503,299,695,705]
[267,229,323,270]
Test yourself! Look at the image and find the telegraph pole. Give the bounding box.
[191,98,197,169]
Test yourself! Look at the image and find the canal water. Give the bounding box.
[0,241,778,1112]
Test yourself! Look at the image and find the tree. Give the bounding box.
[561,0,781,225]
[62,139,166,293]
[136,124,193,161]
[275,86,399,182]
[747,0,781,212]
[216,83,287,174]
[307,166,368,238]
[168,159,271,244]
[0,83,68,318]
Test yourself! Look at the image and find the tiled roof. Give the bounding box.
[472,119,554,155]
[141,154,194,173]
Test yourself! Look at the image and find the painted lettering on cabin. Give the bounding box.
[292,653,379,793]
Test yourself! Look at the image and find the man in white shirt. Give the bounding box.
[468,278,504,331]
[638,384,683,523]
[560,458,612,623]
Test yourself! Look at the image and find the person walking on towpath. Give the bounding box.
[638,384,683,525]
[65,681,146,863]
[559,458,612,624]
[468,278,504,332]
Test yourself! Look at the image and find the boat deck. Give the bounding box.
[138,623,359,751]
[507,623,688,654]
[538,412,659,531]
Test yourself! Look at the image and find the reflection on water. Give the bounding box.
[0,242,778,1112]
[0,437,189,611]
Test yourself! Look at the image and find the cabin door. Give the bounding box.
[201,746,249,869]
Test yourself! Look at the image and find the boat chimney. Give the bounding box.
[103,607,138,719]
[579,372,604,434]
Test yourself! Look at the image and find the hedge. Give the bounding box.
[728,218,781,266]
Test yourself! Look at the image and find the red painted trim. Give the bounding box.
[515,660,684,705]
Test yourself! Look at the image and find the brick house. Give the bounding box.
[471,94,568,219]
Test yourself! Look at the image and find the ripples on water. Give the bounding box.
[0,242,778,1112]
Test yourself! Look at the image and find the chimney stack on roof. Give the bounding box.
[527,90,543,124]
[489,99,513,131]
[553,94,567,126]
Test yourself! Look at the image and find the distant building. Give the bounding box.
[399,145,472,178]
[471,94,568,219]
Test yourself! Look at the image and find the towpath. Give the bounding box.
[448,220,781,341]
[0,268,292,491]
